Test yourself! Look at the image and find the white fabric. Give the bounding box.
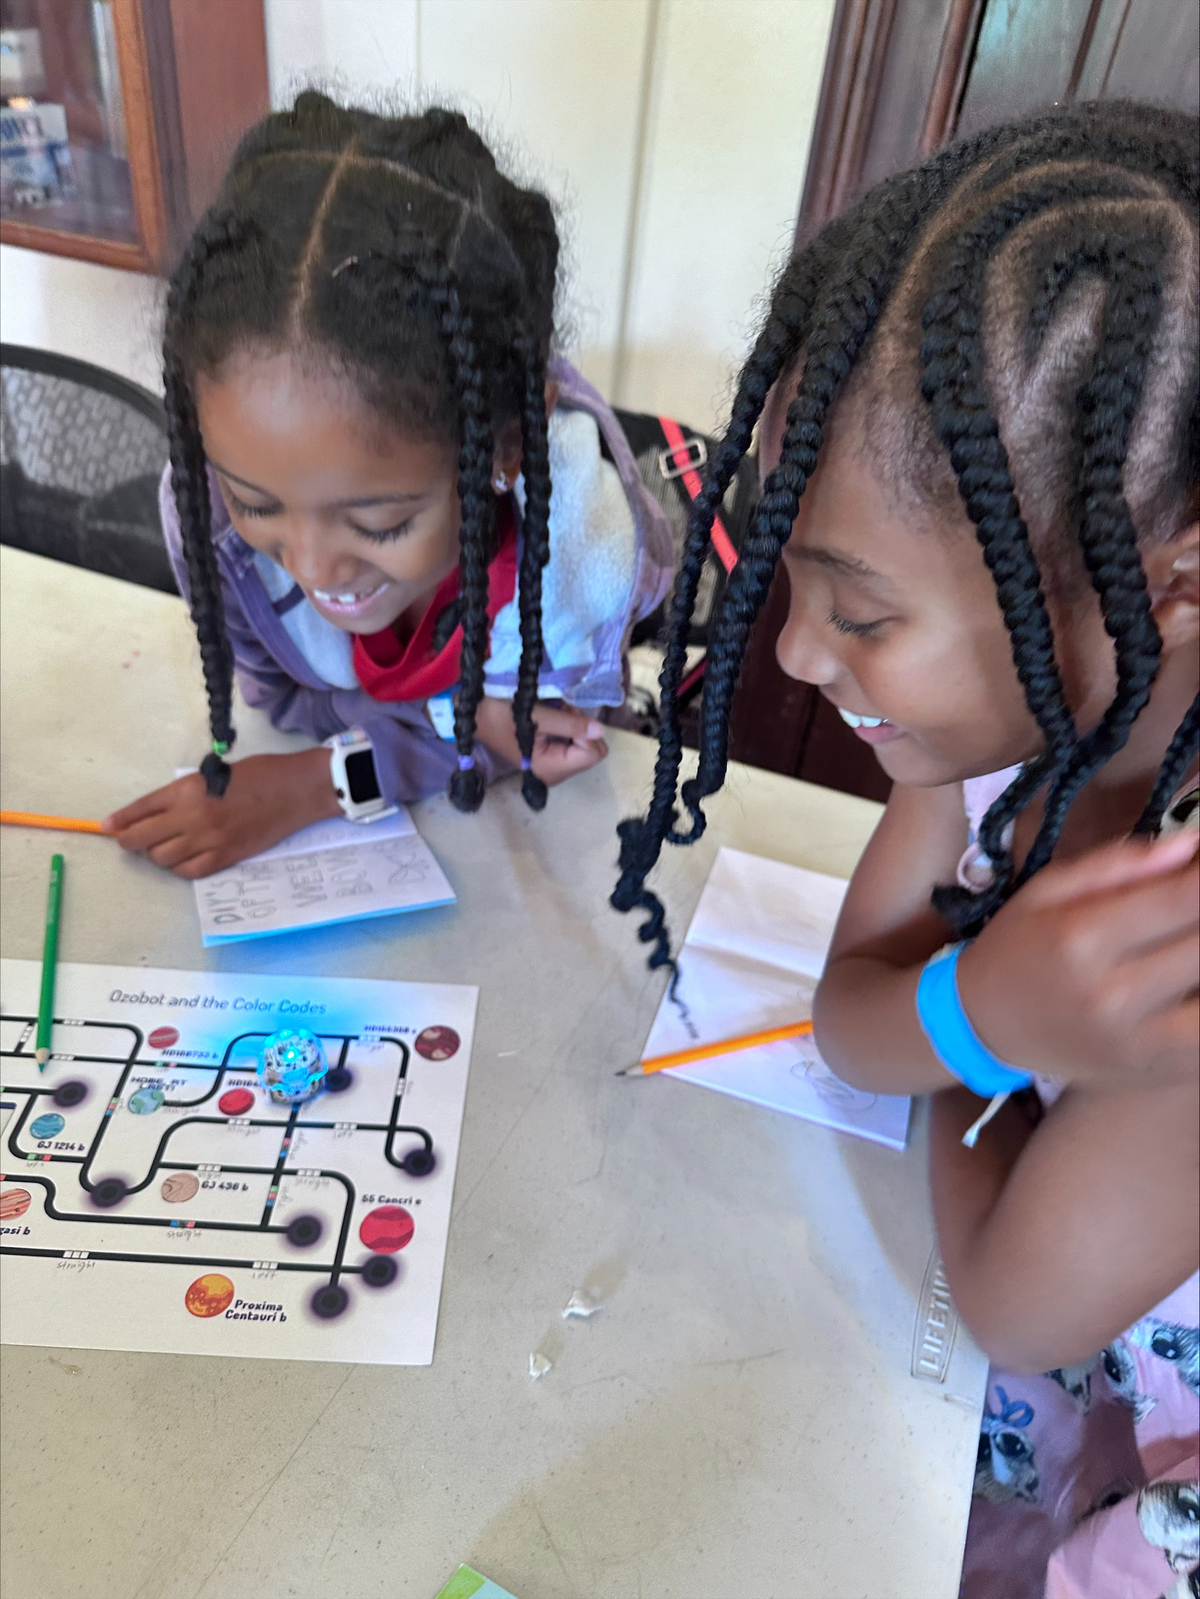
[487,406,637,683]
[251,551,359,690]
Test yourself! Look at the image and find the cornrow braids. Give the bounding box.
[614,99,1199,964]
[161,92,560,810]
[512,330,553,810]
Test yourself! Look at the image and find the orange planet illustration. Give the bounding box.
[161,1172,199,1204]
[1,1188,32,1221]
[184,1273,235,1318]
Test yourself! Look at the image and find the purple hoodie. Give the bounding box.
[161,359,672,806]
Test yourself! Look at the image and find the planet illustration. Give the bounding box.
[185,1273,235,1318]
[414,1026,460,1061]
[30,1112,65,1140]
[161,1172,199,1204]
[0,1188,32,1221]
[218,1087,255,1116]
[148,1026,179,1050]
[358,1205,414,1253]
[52,1081,87,1108]
[128,1087,164,1115]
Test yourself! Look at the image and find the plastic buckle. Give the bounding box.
[658,436,707,480]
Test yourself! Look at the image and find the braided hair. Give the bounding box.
[614,100,1199,960]
[163,92,560,812]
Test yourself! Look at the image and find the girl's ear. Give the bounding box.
[544,378,559,417]
[493,415,523,487]
[1144,520,1200,650]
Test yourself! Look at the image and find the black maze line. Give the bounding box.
[3,1027,434,1298]
[3,1031,427,1193]
[3,1168,360,1276]
[2,1246,371,1275]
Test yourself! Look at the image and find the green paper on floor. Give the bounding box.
[434,1566,520,1599]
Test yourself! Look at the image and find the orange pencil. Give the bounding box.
[0,810,105,835]
[618,1018,814,1076]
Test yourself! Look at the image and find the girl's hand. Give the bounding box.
[957,829,1199,1090]
[474,696,609,786]
[101,748,341,879]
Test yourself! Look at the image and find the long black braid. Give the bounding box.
[162,93,558,809]
[163,211,250,796]
[512,330,553,811]
[614,99,1199,961]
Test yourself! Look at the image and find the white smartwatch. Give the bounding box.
[324,728,398,823]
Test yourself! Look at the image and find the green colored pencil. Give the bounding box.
[35,854,63,1070]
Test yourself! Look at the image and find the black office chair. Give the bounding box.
[0,343,176,593]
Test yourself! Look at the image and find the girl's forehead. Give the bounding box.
[195,348,455,494]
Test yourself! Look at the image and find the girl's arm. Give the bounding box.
[814,780,970,1093]
[816,783,1199,1095]
[931,1075,1200,1372]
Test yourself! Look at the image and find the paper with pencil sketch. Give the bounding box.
[191,807,455,946]
[641,847,911,1150]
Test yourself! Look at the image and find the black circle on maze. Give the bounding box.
[2,1020,438,1312]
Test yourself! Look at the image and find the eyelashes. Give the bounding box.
[225,488,276,520]
[828,607,886,639]
[351,518,415,545]
[223,487,413,544]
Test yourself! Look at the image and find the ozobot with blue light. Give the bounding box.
[257,1026,328,1104]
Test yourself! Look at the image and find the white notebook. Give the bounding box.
[641,846,911,1150]
[192,807,455,946]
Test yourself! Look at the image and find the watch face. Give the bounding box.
[344,748,382,805]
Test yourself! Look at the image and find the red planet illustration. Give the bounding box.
[218,1087,255,1116]
[359,1205,414,1253]
[414,1026,460,1061]
[0,1188,32,1221]
[185,1273,235,1318]
[148,1026,179,1050]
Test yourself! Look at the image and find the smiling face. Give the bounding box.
[767,394,1120,789]
[194,347,469,635]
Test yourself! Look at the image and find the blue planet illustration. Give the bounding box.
[30,1112,65,1140]
[128,1087,165,1115]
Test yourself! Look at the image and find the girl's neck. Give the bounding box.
[1013,641,1199,861]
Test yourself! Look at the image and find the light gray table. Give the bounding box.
[0,547,985,1599]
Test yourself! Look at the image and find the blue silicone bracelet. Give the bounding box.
[916,945,1033,1097]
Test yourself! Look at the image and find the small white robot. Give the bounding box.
[257,1027,328,1104]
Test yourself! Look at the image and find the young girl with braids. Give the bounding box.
[102,93,671,876]
[613,100,1198,1597]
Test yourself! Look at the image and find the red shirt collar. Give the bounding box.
[352,498,518,703]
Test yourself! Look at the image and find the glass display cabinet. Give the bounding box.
[1,0,268,271]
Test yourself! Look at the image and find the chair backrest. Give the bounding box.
[0,343,175,593]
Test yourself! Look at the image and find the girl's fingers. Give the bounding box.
[174,851,221,881]
[147,832,210,869]
[1029,829,1199,906]
[110,812,190,855]
[530,703,604,741]
[1117,931,1200,1025]
[102,777,201,833]
[1099,864,1200,961]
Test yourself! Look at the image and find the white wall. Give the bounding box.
[1,0,835,431]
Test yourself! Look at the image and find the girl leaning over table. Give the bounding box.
[613,99,1199,1598]
[103,92,671,878]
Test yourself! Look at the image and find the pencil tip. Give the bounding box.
[35,1047,49,1068]
[614,1064,640,1077]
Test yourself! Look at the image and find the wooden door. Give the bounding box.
[728,0,1199,797]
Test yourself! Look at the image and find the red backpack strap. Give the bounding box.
[658,416,739,575]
